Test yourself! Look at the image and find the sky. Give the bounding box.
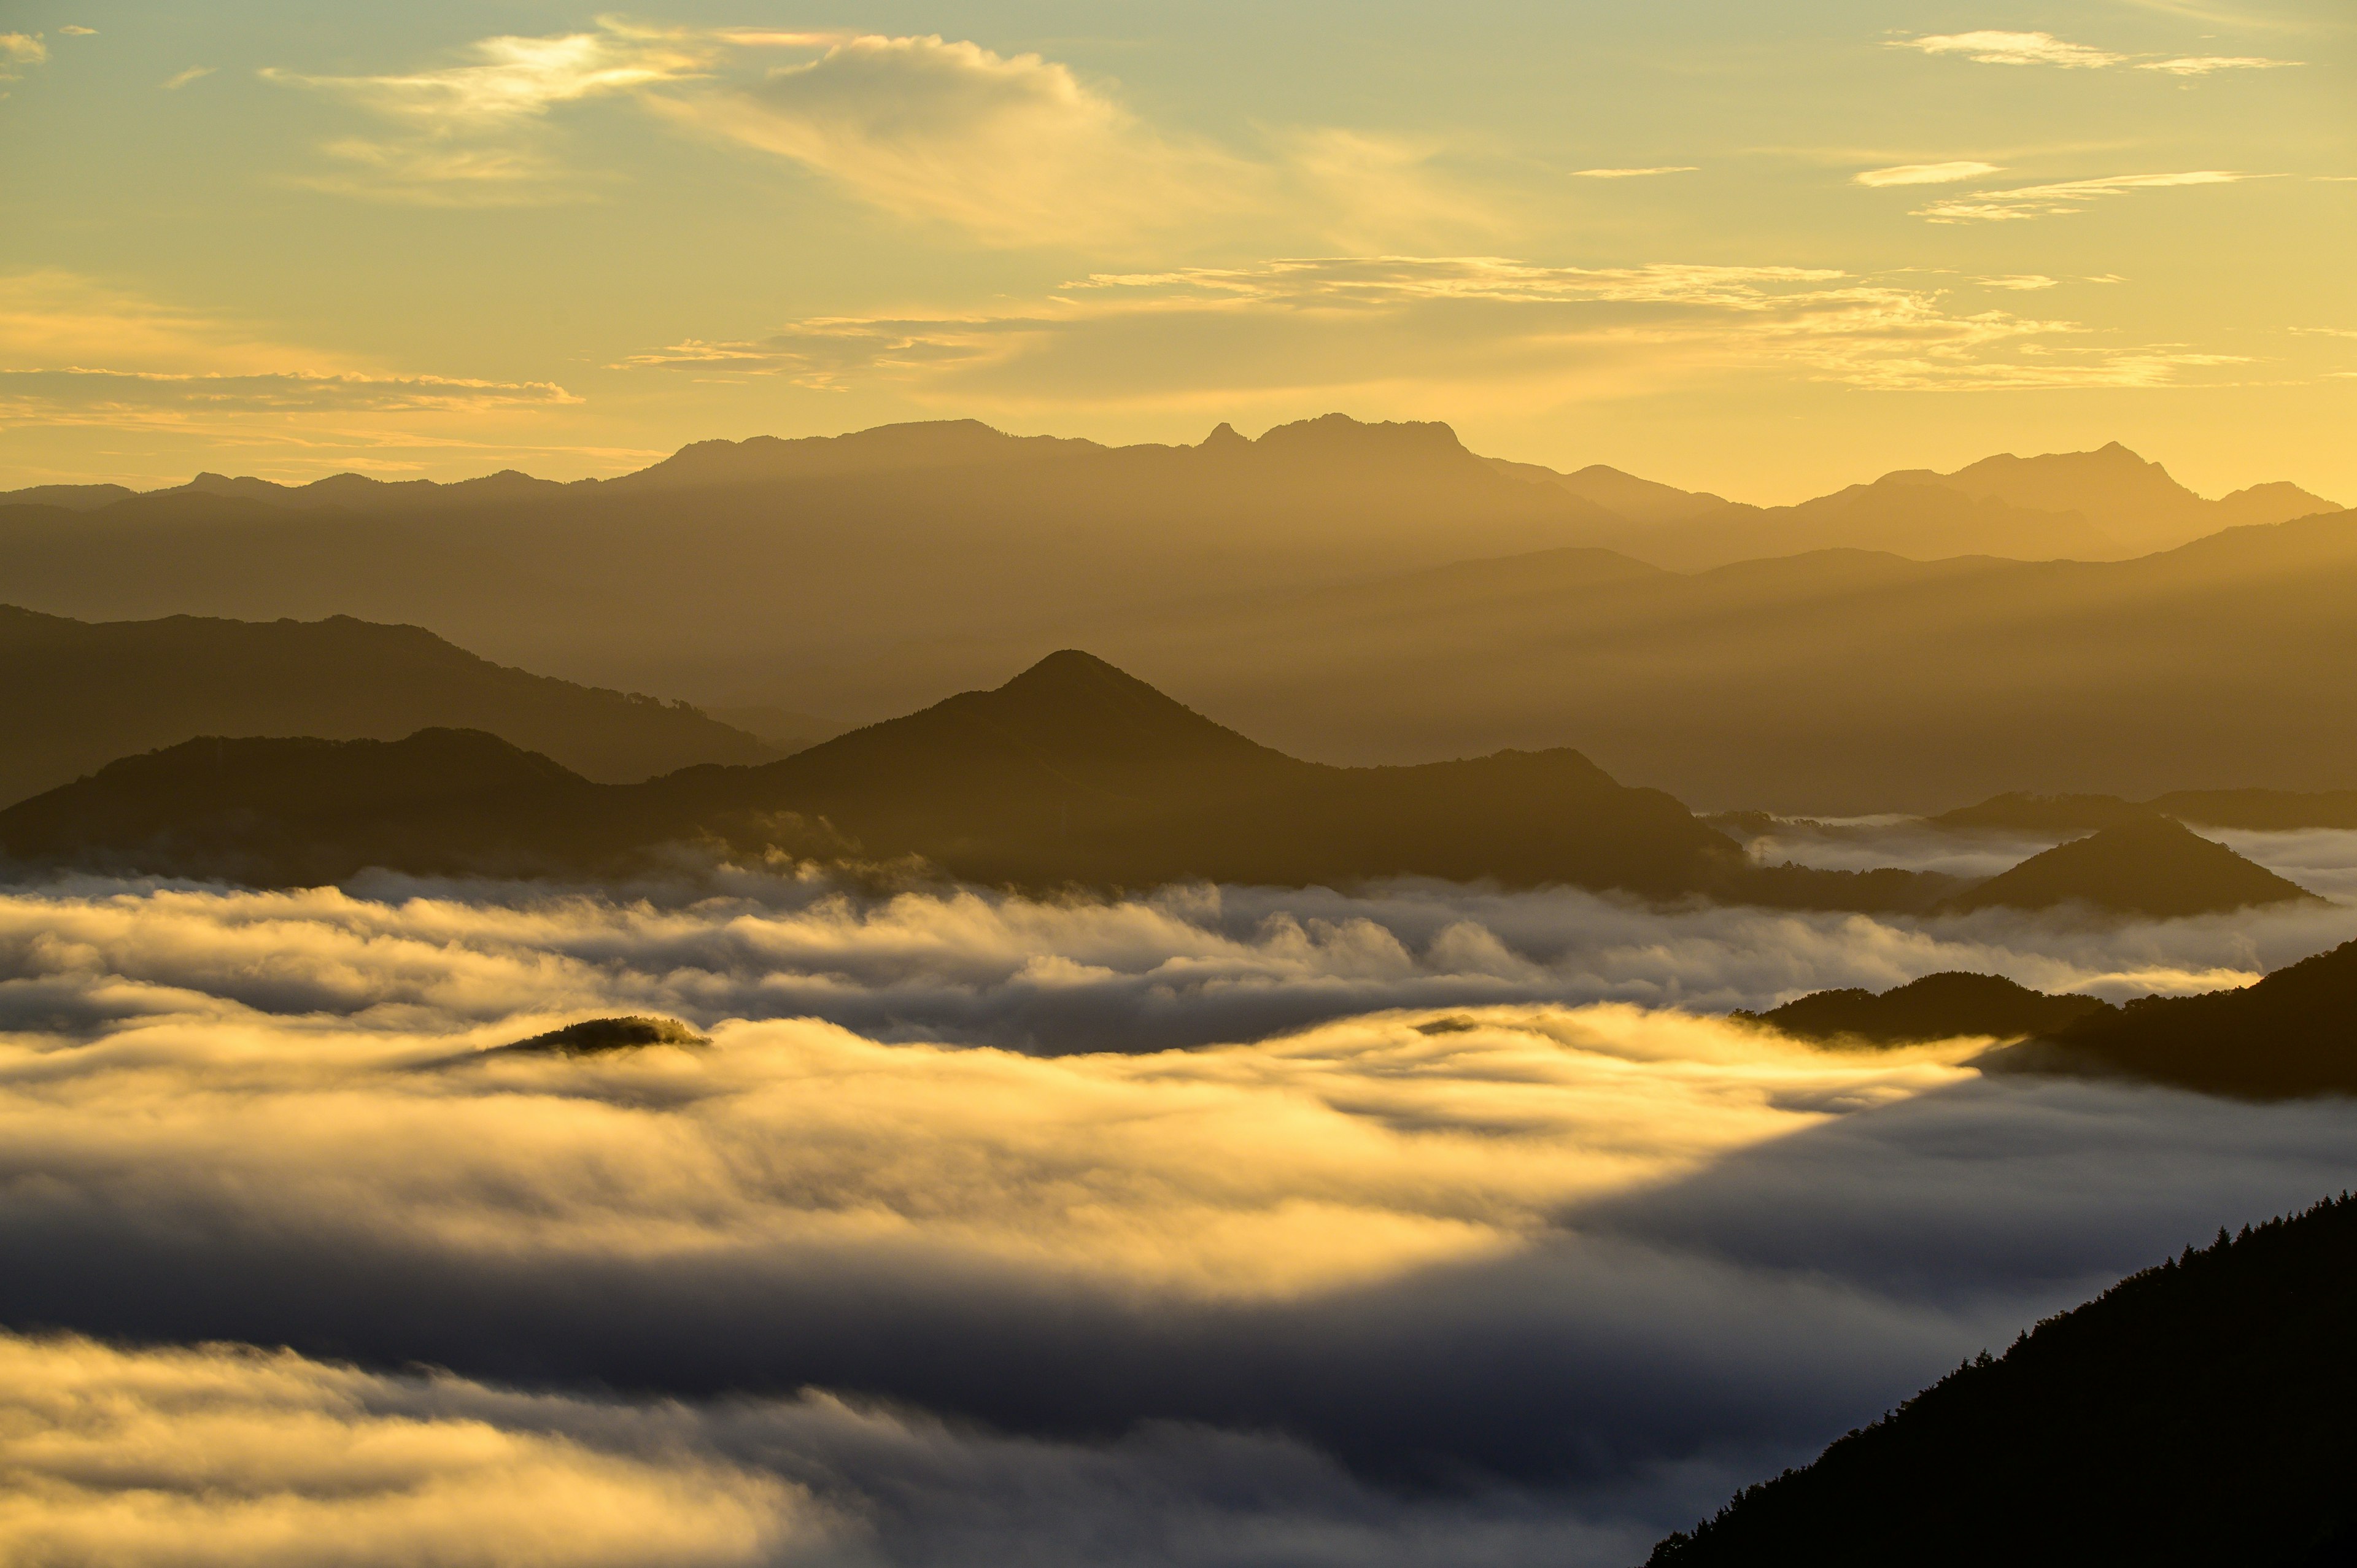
[1,0,2350,501]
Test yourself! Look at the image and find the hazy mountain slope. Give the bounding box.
[0,482,136,510]
[1592,442,2338,571]
[1932,441,2337,554]
[2007,938,2357,1099]
[0,416,1625,707]
[1940,818,2319,916]
[0,605,776,805]
[1032,506,2357,809]
[1,650,1924,905]
[1647,1195,2357,1567]
[1488,457,1726,522]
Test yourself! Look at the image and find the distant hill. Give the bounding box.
[1941,818,2320,917]
[0,605,778,806]
[1935,789,2357,832]
[1734,972,2111,1045]
[1593,442,2341,571]
[1647,1194,2357,1567]
[1997,938,2357,1099]
[0,649,1947,906]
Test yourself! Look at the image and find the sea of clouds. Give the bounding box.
[4,863,2356,1566]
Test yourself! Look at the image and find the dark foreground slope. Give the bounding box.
[1996,938,2357,1099]
[0,650,1931,906]
[1940,817,2318,917]
[1648,1195,2357,1568]
[0,604,776,805]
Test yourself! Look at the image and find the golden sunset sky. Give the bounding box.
[1,1,2350,500]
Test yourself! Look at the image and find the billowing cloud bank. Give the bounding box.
[6,873,2357,1564]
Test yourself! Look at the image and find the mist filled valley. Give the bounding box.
[6,4,2355,1563]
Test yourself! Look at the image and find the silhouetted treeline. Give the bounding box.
[1735,972,2110,1046]
[1648,1194,2357,1567]
[2005,938,2357,1099]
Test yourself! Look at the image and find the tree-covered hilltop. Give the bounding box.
[1647,1195,2357,1567]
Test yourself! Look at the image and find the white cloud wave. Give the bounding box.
[0,1334,830,1567]
[4,876,2356,1561]
[1569,167,1698,179]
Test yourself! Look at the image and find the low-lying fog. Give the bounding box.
[4,866,2356,1566]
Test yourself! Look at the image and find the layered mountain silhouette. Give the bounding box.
[1989,938,2357,1099]
[1940,818,2318,917]
[0,649,1957,905]
[0,604,778,806]
[1735,972,2111,1046]
[9,419,2350,810]
[1018,505,2357,809]
[1935,788,2357,833]
[1647,1194,2357,1567]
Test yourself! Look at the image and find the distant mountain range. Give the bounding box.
[1502,441,2332,571]
[0,604,781,806]
[1648,1194,2357,1566]
[4,416,2350,809]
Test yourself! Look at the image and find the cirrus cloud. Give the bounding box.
[1892,29,2296,74]
[617,252,2259,402]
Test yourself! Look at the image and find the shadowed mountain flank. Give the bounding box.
[1992,939,2357,1100]
[1940,818,2319,917]
[1647,1195,2357,1568]
[0,604,778,806]
[1733,973,2111,1046]
[0,650,1942,907]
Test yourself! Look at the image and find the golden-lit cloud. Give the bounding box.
[619,253,2257,402]
[1897,31,2127,68]
[1892,30,2296,74]
[161,66,215,90]
[2138,53,2298,74]
[1854,161,2002,187]
[0,272,574,424]
[265,28,710,126]
[1914,169,2264,223]
[1569,167,1698,179]
[0,31,47,80]
[651,33,1260,247]
[0,1335,823,1567]
[258,25,1492,244]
